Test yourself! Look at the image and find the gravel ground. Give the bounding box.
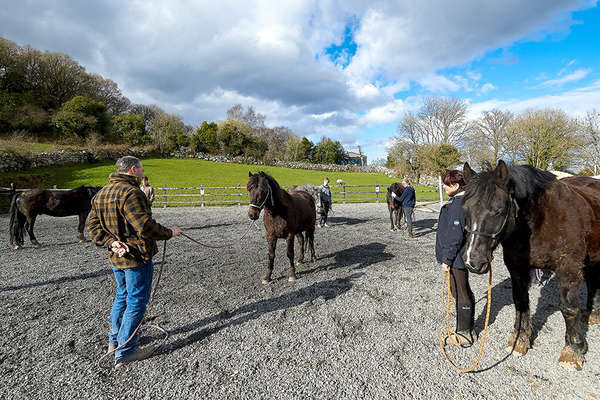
[0,203,599,399]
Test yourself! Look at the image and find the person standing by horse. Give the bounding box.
[318,177,332,227]
[88,156,182,368]
[141,176,155,206]
[436,169,475,346]
[395,178,416,237]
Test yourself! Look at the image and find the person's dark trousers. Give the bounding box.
[449,267,475,333]
[320,202,331,225]
[403,207,414,237]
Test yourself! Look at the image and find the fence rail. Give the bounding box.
[0,182,445,213]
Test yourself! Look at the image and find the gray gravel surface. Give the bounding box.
[1,204,599,399]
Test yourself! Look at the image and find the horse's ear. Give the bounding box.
[463,162,476,184]
[495,160,509,184]
[248,171,253,178]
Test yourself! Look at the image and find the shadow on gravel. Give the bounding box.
[300,242,394,276]
[412,218,437,238]
[326,216,368,226]
[159,272,364,354]
[473,278,513,332]
[0,269,111,292]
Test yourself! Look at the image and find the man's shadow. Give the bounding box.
[300,242,394,276]
[156,272,364,355]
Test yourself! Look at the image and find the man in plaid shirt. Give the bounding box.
[89,156,182,367]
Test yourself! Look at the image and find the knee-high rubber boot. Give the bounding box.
[407,222,413,238]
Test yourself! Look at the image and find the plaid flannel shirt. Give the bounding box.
[88,173,172,269]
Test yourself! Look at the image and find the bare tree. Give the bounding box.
[581,109,600,174]
[469,109,513,164]
[397,97,469,146]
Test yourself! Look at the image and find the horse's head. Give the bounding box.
[246,172,273,220]
[461,160,517,274]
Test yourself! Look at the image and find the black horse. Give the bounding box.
[461,160,600,370]
[9,186,101,249]
[247,172,316,284]
[386,183,405,231]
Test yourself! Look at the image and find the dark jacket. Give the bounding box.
[396,185,416,208]
[319,184,332,204]
[435,192,466,270]
[88,173,173,269]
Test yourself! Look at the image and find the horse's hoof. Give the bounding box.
[585,310,600,325]
[296,260,304,266]
[559,346,585,371]
[261,279,271,285]
[507,333,530,356]
[390,228,395,232]
[12,244,21,250]
[32,241,42,248]
[288,276,297,282]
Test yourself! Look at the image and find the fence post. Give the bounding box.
[342,184,346,204]
[375,182,379,203]
[10,182,15,194]
[438,175,443,209]
[163,184,167,209]
[237,183,241,207]
[201,185,205,207]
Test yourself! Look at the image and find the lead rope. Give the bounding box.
[98,240,169,369]
[439,266,493,373]
[180,220,260,248]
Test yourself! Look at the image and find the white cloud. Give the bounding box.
[540,68,591,87]
[558,59,576,76]
[480,83,497,93]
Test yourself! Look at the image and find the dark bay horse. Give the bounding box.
[386,183,405,231]
[9,186,101,249]
[247,172,316,284]
[461,160,600,370]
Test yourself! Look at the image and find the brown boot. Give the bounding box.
[115,346,156,368]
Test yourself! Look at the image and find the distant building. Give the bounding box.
[343,151,367,166]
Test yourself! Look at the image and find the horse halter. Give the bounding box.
[249,183,274,211]
[465,196,518,240]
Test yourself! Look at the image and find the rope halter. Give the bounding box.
[249,183,273,211]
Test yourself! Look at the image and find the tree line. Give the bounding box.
[387,96,600,180]
[0,37,347,164]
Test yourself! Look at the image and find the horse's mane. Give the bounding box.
[465,164,556,204]
[388,182,404,196]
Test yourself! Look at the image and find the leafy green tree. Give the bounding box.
[297,137,314,161]
[196,121,219,153]
[312,137,346,164]
[111,113,148,145]
[419,144,461,175]
[149,112,186,155]
[218,120,253,156]
[53,96,108,138]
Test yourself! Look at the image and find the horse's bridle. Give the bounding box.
[465,196,518,240]
[249,183,273,211]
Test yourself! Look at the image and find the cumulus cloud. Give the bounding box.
[0,0,595,149]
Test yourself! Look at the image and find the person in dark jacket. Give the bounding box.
[435,169,475,346]
[318,177,332,227]
[395,178,416,237]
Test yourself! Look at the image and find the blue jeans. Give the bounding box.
[403,207,414,224]
[108,260,154,363]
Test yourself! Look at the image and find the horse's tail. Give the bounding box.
[9,193,25,247]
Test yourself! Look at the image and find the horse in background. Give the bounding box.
[10,186,101,249]
[461,160,600,371]
[247,172,316,284]
[386,183,405,231]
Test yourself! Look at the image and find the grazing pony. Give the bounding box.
[461,160,600,370]
[9,186,101,249]
[386,183,405,231]
[247,172,316,284]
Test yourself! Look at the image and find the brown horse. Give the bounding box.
[9,186,101,249]
[247,172,316,284]
[461,160,600,370]
[386,182,405,231]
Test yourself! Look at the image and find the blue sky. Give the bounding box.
[1,1,599,162]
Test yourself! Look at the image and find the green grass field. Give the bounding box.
[0,139,83,154]
[0,158,445,206]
